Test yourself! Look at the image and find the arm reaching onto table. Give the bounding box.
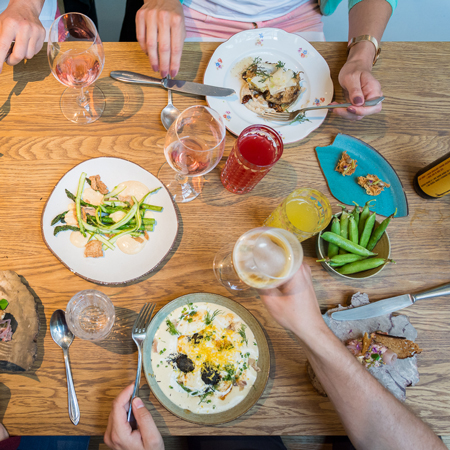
[0,0,46,73]
[334,0,392,120]
[258,264,446,450]
[104,383,165,450]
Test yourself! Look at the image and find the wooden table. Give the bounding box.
[0,42,449,437]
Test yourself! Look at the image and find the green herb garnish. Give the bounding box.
[238,324,248,345]
[0,299,8,310]
[204,309,222,326]
[276,61,285,69]
[166,319,179,336]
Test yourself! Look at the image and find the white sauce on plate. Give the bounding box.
[82,187,103,206]
[116,235,147,255]
[116,181,150,202]
[70,231,89,248]
[150,302,259,414]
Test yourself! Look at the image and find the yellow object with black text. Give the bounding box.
[413,151,450,199]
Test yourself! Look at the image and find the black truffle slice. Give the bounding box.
[201,363,220,385]
[175,354,195,373]
[191,333,203,345]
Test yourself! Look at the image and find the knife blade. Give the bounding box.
[331,282,450,321]
[110,71,235,97]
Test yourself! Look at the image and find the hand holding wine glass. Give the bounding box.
[48,13,105,124]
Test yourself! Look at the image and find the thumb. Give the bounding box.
[344,76,365,106]
[132,397,163,449]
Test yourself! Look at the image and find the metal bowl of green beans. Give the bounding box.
[316,205,392,280]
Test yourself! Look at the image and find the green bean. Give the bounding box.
[53,225,80,236]
[358,199,376,237]
[348,216,359,244]
[351,202,360,228]
[359,212,376,248]
[317,253,367,266]
[366,209,396,252]
[336,258,394,275]
[321,232,377,257]
[339,208,350,255]
[327,215,341,258]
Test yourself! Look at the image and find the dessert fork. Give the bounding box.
[258,96,385,122]
[127,302,156,424]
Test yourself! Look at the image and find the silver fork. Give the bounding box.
[258,96,385,122]
[127,302,156,423]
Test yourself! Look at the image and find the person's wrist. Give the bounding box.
[290,314,328,343]
[8,0,44,16]
[347,41,375,71]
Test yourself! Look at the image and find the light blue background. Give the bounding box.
[96,0,450,42]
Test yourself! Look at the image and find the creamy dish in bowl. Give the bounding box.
[150,301,261,415]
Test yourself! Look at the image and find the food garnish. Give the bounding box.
[357,174,390,196]
[335,151,357,176]
[50,173,163,258]
[0,298,12,342]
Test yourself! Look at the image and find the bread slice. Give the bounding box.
[372,332,422,359]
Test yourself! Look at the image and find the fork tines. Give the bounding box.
[133,303,155,333]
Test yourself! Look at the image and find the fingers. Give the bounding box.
[115,383,136,411]
[157,11,171,78]
[169,14,185,78]
[136,8,159,72]
[132,397,164,449]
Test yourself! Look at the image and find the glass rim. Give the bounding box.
[174,105,226,153]
[235,124,284,169]
[48,12,100,54]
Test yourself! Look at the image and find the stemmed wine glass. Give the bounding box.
[48,13,105,124]
[158,105,226,203]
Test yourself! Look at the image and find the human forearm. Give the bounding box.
[297,323,445,450]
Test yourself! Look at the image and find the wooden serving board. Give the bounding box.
[0,271,40,372]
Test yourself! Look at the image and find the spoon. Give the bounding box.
[50,309,80,426]
[160,75,180,130]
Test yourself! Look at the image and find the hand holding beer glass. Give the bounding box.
[213,227,303,291]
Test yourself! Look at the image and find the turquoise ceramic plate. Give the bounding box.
[315,134,408,217]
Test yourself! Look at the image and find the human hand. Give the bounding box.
[0,0,45,73]
[104,383,164,450]
[258,263,324,340]
[0,423,8,441]
[333,43,383,121]
[135,0,186,78]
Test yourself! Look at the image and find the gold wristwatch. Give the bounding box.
[347,35,381,66]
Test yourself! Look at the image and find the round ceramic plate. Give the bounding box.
[204,28,333,144]
[143,293,270,425]
[41,157,179,285]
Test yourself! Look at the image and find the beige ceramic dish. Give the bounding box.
[142,293,270,425]
[316,212,391,280]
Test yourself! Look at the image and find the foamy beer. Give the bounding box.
[214,227,303,291]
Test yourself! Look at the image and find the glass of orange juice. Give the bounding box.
[263,188,332,242]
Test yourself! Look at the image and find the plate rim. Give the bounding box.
[40,156,180,286]
[143,292,270,425]
[315,133,409,218]
[203,27,334,144]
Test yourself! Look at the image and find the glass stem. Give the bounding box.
[77,87,88,108]
[175,173,189,185]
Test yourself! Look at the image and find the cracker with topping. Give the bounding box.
[357,174,390,196]
[335,151,357,176]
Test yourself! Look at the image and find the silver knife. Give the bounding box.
[110,71,235,97]
[331,283,450,321]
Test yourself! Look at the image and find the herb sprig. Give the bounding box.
[238,324,248,346]
[204,309,222,326]
[166,319,179,336]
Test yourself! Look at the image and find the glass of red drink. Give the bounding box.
[48,13,105,124]
[220,125,283,194]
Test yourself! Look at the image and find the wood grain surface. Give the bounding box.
[0,42,449,437]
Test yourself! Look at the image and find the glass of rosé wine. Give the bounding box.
[47,13,105,124]
[158,105,226,203]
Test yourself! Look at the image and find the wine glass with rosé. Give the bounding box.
[47,13,105,124]
[158,105,226,203]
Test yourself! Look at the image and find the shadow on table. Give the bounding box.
[200,159,298,208]
[0,57,51,122]
[0,383,11,423]
[139,383,170,433]
[91,306,138,355]
[96,77,145,123]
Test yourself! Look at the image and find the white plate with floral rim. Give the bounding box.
[41,157,179,285]
[204,28,334,144]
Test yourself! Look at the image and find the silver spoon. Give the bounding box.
[160,75,180,130]
[50,309,80,426]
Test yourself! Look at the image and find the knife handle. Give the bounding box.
[110,71,163,87]
[413,283,450,302]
